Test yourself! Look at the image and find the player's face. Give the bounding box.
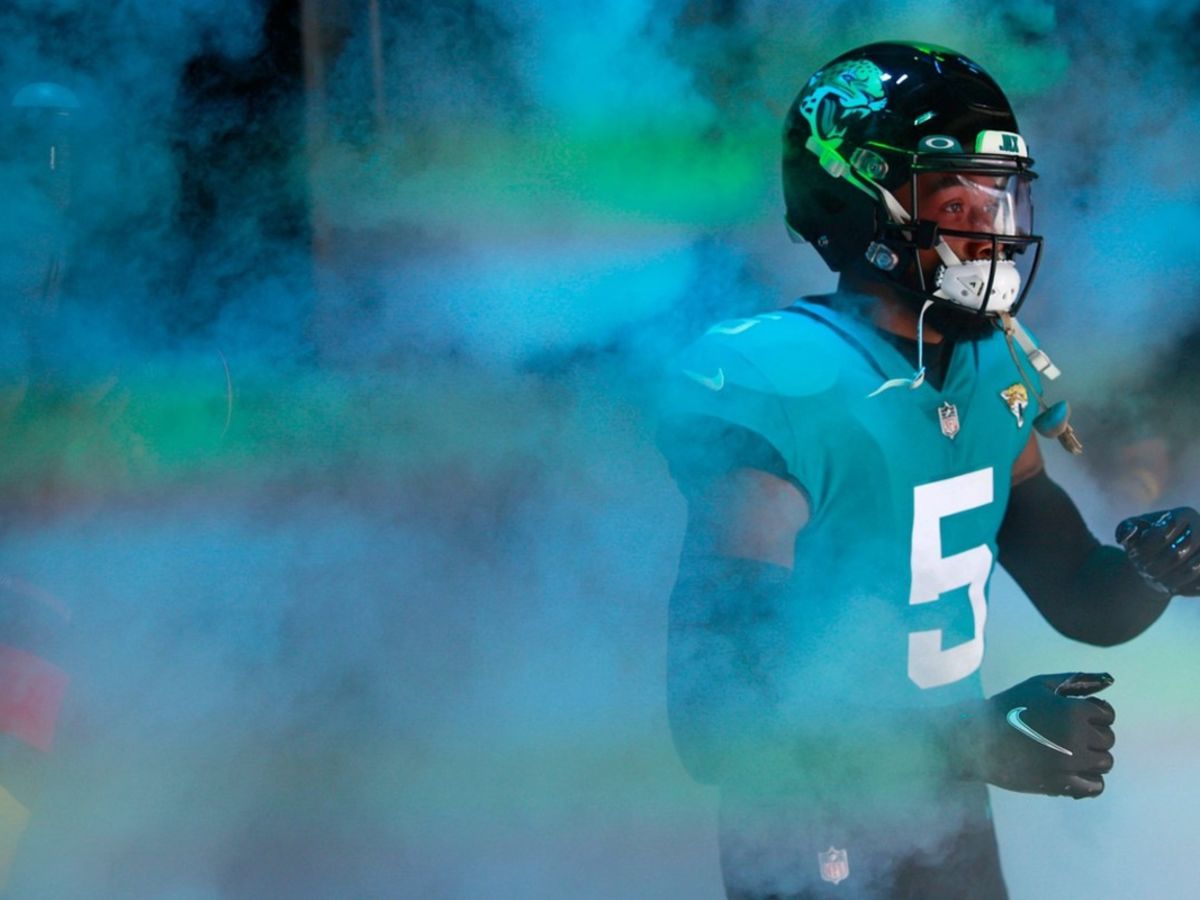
[897,172,1032,284]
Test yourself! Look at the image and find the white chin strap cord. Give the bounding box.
[867,298,934,397]
[866,189,968,397]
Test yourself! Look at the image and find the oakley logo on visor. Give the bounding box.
[918,134,963,154]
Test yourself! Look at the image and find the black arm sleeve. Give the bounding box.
[997,469,1170,646]
[667,555,795,785]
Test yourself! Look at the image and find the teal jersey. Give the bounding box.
[661,296,1041,712]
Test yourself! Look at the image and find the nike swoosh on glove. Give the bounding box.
[944,672,1116,799]
[1117,507,1200,596]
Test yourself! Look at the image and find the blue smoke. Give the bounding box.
[1,0,1198,897]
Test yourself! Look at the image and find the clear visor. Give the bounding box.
[912,171,1033,239]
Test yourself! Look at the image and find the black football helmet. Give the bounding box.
[782,42,1042,318]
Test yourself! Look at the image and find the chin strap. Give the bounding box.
[867,299,934,397]
[880,187,912,226]
[998,312,1082,454]
[1003,314,1061,380]
[933,240,961,269]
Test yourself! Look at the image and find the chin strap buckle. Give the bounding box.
[865,241,899,271]
[999,312,1060,381]
[914,219,940,250]
[1025,347,1060,380]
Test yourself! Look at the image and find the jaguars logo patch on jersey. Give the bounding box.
[1000,383,1028,428]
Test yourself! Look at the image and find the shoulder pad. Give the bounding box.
[679,310,845,398]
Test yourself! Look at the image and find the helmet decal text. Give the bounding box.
[976,130,1028,156]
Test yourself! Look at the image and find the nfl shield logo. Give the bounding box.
[938,402,960,440]
[818,846,849,885]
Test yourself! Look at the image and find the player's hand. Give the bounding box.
[1116,507,1200,596]
[947,672,1115,799]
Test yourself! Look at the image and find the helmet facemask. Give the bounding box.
[869,164,1042,323]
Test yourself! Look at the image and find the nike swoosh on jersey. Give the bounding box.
[683,368,725,391]
[1005,706,1073,756]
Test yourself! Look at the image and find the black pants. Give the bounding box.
[719,781,1008,900]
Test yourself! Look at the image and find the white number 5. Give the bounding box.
[907,468,994,689]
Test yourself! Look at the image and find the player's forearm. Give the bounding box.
[1046,544,1168,645]
[667,555,793,785]
[998,469,1169,645]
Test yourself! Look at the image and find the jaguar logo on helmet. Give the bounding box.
[797,59,888,147]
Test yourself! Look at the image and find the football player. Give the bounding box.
[658,42,1200,899]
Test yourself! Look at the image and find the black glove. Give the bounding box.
[944,672,1116,799]
[1116,507,1200,596]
